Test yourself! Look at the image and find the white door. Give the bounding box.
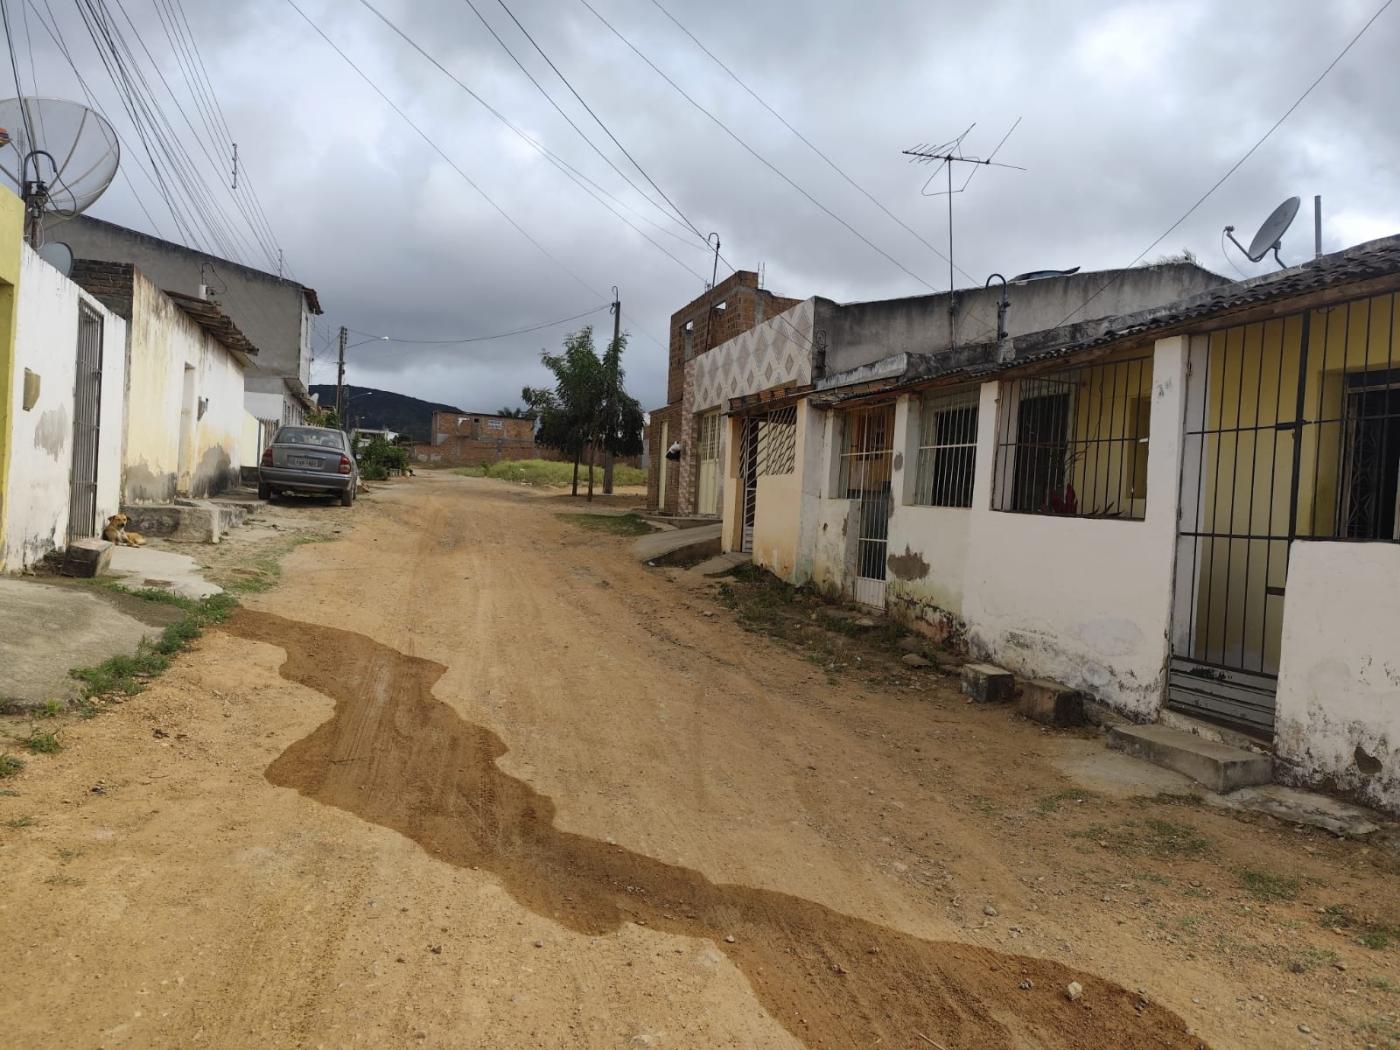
[696,411,721,516]
[658,420,669,507]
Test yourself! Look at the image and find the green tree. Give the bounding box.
[523,325,643,499]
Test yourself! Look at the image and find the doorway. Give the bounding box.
[696,410,721,516]
[838,405,895,608]
[67,303,104,542]
[177,364,196,494]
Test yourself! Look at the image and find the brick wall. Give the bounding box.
[430,411,536,445]
[70,259,135,318]
[647,271,803,513]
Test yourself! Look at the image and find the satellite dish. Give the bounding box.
[38,240,72,276]
[1225,196,1300,267]
[0,97,120,246]
[1010,267,1080,283]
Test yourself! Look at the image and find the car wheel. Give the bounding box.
[340,485,353,507]
[258,482,272,500]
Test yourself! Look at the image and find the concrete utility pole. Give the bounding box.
[336,325,347,430]
[603,291,621,495]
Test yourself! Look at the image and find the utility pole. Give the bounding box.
[336,325,347,431]
[603,289,621,495]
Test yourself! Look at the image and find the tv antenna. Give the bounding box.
[0,97,120,247]
[1224,196,1300,269]
[903,120,1024,346]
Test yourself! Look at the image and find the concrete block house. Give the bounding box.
[692,239,1400,815]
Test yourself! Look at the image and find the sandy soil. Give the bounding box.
[1,473,1397,1049]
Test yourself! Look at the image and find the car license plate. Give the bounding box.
[288,455,319,469]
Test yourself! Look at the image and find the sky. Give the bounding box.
[5,0,1399,413]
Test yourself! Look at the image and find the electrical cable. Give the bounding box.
[1056,0,1393,327]
[576,0,939,294]
[346,303,612,346]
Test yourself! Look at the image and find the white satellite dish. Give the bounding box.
[38,240,72,276]
[0,97,120,245]
[1225,196,1300,268]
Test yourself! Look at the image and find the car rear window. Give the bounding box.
[276,427,343,450]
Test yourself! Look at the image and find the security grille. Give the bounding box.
[1171,292,1400,734]
[992,355,1153,519]
[696,410,722,516]
[68,303,104,542]
[837,405,895,607]
[737,405,797,553]
[912,389,978,507]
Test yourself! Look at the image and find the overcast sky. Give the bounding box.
[10,0,1400,412]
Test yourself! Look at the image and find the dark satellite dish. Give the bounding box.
[1225,196,1300,267]
[38,240,71,275]
[1010,267,1080,283]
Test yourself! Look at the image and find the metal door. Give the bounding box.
[1170,293,1400,735]
[696,410,722,516]
[738,416,759,552]
[67,303,104,542]
[838,406,895,608]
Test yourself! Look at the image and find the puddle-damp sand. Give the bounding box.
[226,609,1203,1050]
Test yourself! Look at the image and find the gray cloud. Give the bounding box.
[17,0,1400,412]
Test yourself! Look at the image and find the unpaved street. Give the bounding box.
[2,474,1398,1048]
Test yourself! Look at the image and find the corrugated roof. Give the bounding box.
[164,290,260,365]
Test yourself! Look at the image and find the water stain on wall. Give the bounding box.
[886,544,930,581]
[224,610,1202,1050]
[34,405,69,459]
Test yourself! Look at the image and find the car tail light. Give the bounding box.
[338,455,352,474]
[261,447,273,466]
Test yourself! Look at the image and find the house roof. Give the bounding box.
[816,233,1400,405]
[164,290,261,365]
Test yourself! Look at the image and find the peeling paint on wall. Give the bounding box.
[886,544,929,581]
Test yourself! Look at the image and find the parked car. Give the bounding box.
[258,425,358,506]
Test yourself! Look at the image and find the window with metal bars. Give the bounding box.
[991,355,1153,519]
[837,406,895,496]
[911,390,978,507]
[753,405,797,476]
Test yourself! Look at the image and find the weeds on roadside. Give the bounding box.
[0,754,24,778]
[455,460,647,487]
[1037,788,1097,813]
[1286,946,1337,972]
[21,731,61,755]
[556,512,654,537]
[1074,817,1212,859]
[1319,904,1398,950]
[1240,867,1301,902]
[4,815,35,828]
[35,699,62,719]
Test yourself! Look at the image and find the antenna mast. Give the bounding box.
[903,120,1024,348]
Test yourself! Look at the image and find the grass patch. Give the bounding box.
[1367,976,1397,993]
[1286,946,1337,973]
[0,754,25,778]
[21,731,61,755]
[1319,904,1398,950]
[69,591,237,701]
[4,815,35,828]
[1240,867,1301,903]
[1037,788,1097,813]
[1074,818,1212,859]
[455,459,646,488]
[43,874,83,887]
[556,512,654,536]
[35,699,62,719]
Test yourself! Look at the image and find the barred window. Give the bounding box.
[991,355,1153,519]
[912,389,979,507]
[751,405,797,476]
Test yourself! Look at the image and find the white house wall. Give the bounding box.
[124,275,245,502]
[1274,542,1400,812]
[2,247,127,571]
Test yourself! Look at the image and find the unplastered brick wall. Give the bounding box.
[431,411,536,444]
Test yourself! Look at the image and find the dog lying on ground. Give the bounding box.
[102,513,147,547]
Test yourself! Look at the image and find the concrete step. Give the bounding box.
[1109,723,1273,793]
[1017,678,1087,727]
[961,663,1015,703]
[688,552,751,578]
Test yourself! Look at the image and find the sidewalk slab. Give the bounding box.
[631,522,722,563]
[108,546,223,600]
[0,578,171,709]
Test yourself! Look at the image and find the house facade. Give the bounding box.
[646,270,804,516]
[0,197,128,571]
[716,237,1400,814]
[72,261,256,502]
[60,215,320,437]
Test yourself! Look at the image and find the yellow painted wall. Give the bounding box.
[1187,295,1400,672]
[0,187,27,562]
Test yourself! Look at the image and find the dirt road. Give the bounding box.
[2,474,1397,1048]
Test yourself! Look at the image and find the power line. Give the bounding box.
[281,0,604,304]
[647,0,977,286]
[459,0,701,253]
[491,0,705,244]
[346,303,611,346]
[348,0,706,283]
[1058,0,1393,327]
[577,0,939,294]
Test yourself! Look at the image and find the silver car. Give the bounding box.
[258,425,358,506]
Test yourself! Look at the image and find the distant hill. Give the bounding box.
[309,385,463,443]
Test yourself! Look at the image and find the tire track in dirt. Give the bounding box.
[224,607,1205,1050]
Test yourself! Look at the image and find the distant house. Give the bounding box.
[0,192,128,571]
[60,215,321,437]
[412,411,537,467]
[72,261,256,502]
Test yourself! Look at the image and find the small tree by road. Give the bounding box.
[523,326,643,500]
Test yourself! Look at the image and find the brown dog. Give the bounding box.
[102,513,147,547]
